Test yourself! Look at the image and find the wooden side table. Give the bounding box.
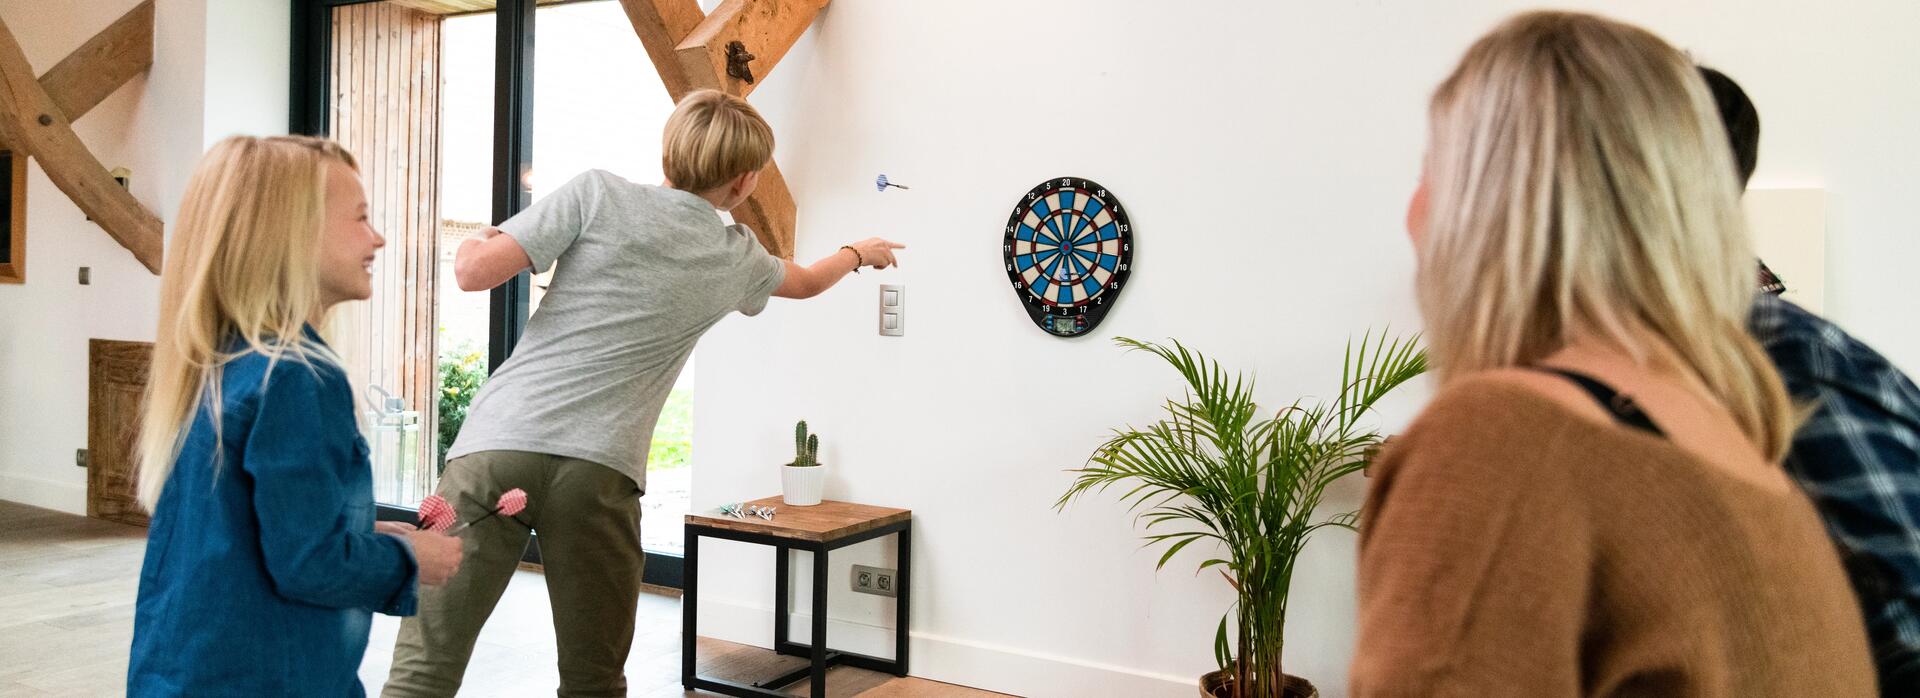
[683,497,912,697]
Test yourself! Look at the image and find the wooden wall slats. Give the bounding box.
[328,2,443,502]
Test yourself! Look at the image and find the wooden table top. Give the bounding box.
[685,497,911,543]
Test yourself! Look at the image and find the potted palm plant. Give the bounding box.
[1056,333,1426,698]
[782,420,826,506]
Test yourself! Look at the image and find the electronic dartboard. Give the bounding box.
[1003,177,1134,337]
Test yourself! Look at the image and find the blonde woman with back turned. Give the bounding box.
[127,136,463,697]
[1352,12,1874,696]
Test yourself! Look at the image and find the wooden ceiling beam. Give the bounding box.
[39,0,153,123]
[674,0,828,98]
[737,162,795,258]
[621,0,827,260]
[0,3,162,273]
[619,0,706,100]
[384,0,574,17]
[383,0,495,14]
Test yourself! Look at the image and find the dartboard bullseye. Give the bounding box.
[1003,177,1133,337]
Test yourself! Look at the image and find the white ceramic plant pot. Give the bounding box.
[782,463,825,506]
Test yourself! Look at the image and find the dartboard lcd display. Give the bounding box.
[1003,177,1133,337]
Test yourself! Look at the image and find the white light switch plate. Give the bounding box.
[879,284,904,336]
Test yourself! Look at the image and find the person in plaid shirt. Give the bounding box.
[1705,66,1920,693]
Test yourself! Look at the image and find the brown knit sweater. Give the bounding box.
[1351,378,1875,696]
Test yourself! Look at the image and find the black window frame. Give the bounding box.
[289,0,683,589]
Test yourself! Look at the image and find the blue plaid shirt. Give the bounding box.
[1752,294,1920,694]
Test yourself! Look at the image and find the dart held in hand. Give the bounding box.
[417,494,456,533]
[447,488,528,535]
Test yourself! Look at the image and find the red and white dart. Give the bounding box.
[497,489,527,516]
[417,494,456,533]
[448,488,529,534]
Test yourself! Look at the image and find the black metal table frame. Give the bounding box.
[683,519,912,697]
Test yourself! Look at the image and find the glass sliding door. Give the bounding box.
[292,0,687,587]
[433,9,498,498]
[322,0,453,508]
[312,1,511,509]
[530,0,692,555]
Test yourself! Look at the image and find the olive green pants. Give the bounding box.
[382,450,645,698]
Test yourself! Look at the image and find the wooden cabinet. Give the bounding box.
[88,339,150,526]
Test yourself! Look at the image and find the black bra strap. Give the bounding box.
[1533,368,1667,438]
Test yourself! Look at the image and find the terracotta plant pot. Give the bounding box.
[1199,670,1319,698]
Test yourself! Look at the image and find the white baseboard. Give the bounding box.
[694,598,1193,697]
[0,471,86,514]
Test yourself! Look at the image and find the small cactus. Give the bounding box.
[794,421,810,466]
[792,421,820,467]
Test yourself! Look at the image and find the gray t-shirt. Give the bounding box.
[446,170,784,489]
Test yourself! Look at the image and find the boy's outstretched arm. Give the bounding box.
[774,238,905,299]
[454,226,533,292]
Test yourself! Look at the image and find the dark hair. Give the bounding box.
[1697,66,1759,187]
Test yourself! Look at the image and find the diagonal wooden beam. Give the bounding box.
[736,162,795,258]
[0,6,162,273]
[619,0,706,100]
[674,0,828,98]
[624,0,827,259]
[39,0,152,123]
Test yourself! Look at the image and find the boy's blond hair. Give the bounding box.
[662,89,774,194]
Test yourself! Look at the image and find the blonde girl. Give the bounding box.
[127,135,461,697]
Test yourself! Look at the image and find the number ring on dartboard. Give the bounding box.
[1002,176,1133,337]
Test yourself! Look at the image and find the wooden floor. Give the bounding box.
[0,500,1003,697]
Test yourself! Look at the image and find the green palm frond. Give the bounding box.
[1057,333,1425,698]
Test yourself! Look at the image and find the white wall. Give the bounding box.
[203,0,288,145]
[0,0,283,513]
[0,0,1913,694]
[691,1,1920,696]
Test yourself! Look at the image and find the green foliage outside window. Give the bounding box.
[435,341,693,475]
[436,344,487,474]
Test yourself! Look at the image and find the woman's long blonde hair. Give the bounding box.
[1417,11,1793,459]
[137,135,359,512]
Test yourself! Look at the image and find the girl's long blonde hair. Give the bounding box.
[137,135,359,513]
[1417,11,1793,459]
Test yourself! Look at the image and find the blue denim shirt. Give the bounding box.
[129,331,418,697]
